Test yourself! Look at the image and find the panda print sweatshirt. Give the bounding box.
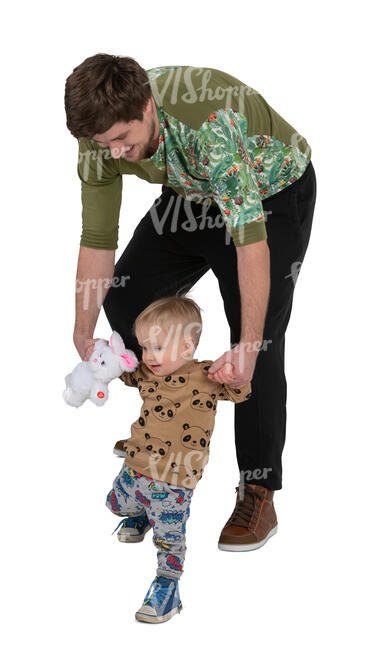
[118,358,252,490]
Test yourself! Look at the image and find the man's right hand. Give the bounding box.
[73,333,102,361]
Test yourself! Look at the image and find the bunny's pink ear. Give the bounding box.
[109,331,126,355]
[110,331,139,370]
[120,353,137,369]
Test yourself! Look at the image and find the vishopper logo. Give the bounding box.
[285,261,303,286]
[141,322,202,363]
[226,339,273,375]
[75,275,130,310]
[290,131,312,159]
[144,67,259,113]
[144,449,209,490]
[237,468,273,500]
[141,322,272,367]
[78,147,114,182]
[149,193,232,245]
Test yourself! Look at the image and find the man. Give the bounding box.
[65,55,317,552]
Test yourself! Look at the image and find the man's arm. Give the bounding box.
[207,239,270,388]
[237,239,270,344]
[208,240,270,387]
[193,108,272,386]
[232,239,271,383]
[73,246,115,360]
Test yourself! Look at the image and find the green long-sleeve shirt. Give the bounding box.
[77,65,311,249]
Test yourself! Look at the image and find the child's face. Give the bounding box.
[136,322,194,376]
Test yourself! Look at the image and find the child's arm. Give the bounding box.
[205,361,252,403]
[215,376,252,403]
[118,369,139,388]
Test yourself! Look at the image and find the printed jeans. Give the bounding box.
[103,161,317,490]
[106,461,193,581]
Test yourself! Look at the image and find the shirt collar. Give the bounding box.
[149,104,165,161]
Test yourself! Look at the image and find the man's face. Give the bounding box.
[91,97,159,162]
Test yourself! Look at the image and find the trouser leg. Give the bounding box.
[105,461,146,517]
[109,467,194,581]
[233,161,317,490]
[143,480,193,581]
[170,162,317,491]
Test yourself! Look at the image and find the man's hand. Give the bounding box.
[207,343,259,389]
[207,361,234,385]
[73,333,102,361]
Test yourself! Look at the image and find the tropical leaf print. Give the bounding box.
[147,94,309,235]
[146,66,181,81]
[268,152,284,184]
[211,157,234,183]
[224,175,239,194]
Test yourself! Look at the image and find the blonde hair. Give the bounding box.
[132,292,204,349]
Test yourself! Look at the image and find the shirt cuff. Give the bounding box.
[80,229,118,250]
[229,218,267,246]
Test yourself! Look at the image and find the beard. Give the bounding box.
[142,115,158,159]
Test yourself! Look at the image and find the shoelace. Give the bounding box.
[111,513,146,535]
[144,579,173,608]
[227,484,265,529]
[111,517,128,535]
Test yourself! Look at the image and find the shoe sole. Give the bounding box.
[135,604,182,623]
[113,448,126,458]
[117,525,151,543]
[218,524,278,552]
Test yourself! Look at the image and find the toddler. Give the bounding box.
[105,294,252,623]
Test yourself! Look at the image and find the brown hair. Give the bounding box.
[64,54,152,139]
[132,293,204,350]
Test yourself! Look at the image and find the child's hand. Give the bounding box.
[208,362,234,385]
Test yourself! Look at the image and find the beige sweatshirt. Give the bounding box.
[118,358,252,490]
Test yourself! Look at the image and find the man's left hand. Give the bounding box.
[207,342,259,389]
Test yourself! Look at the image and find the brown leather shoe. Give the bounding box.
[218,483,278,551]
[113,439,126,457]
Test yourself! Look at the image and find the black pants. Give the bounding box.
[103,161,317,490]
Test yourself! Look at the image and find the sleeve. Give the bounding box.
[195,109,267,247]
[118,370,139,388]
[77,137,123,250]
[215,377,252,403]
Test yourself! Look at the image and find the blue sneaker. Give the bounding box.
[135,576,182,623]
[111,511,151,543]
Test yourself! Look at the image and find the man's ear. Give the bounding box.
[145,97,154,114]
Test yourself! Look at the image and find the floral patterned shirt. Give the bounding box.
[77,66,311,248]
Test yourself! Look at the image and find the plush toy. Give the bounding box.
[63,331,139,408]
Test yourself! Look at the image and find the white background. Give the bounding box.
[2,1,372,647]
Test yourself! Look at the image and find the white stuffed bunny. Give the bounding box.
[63,331,139,407]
